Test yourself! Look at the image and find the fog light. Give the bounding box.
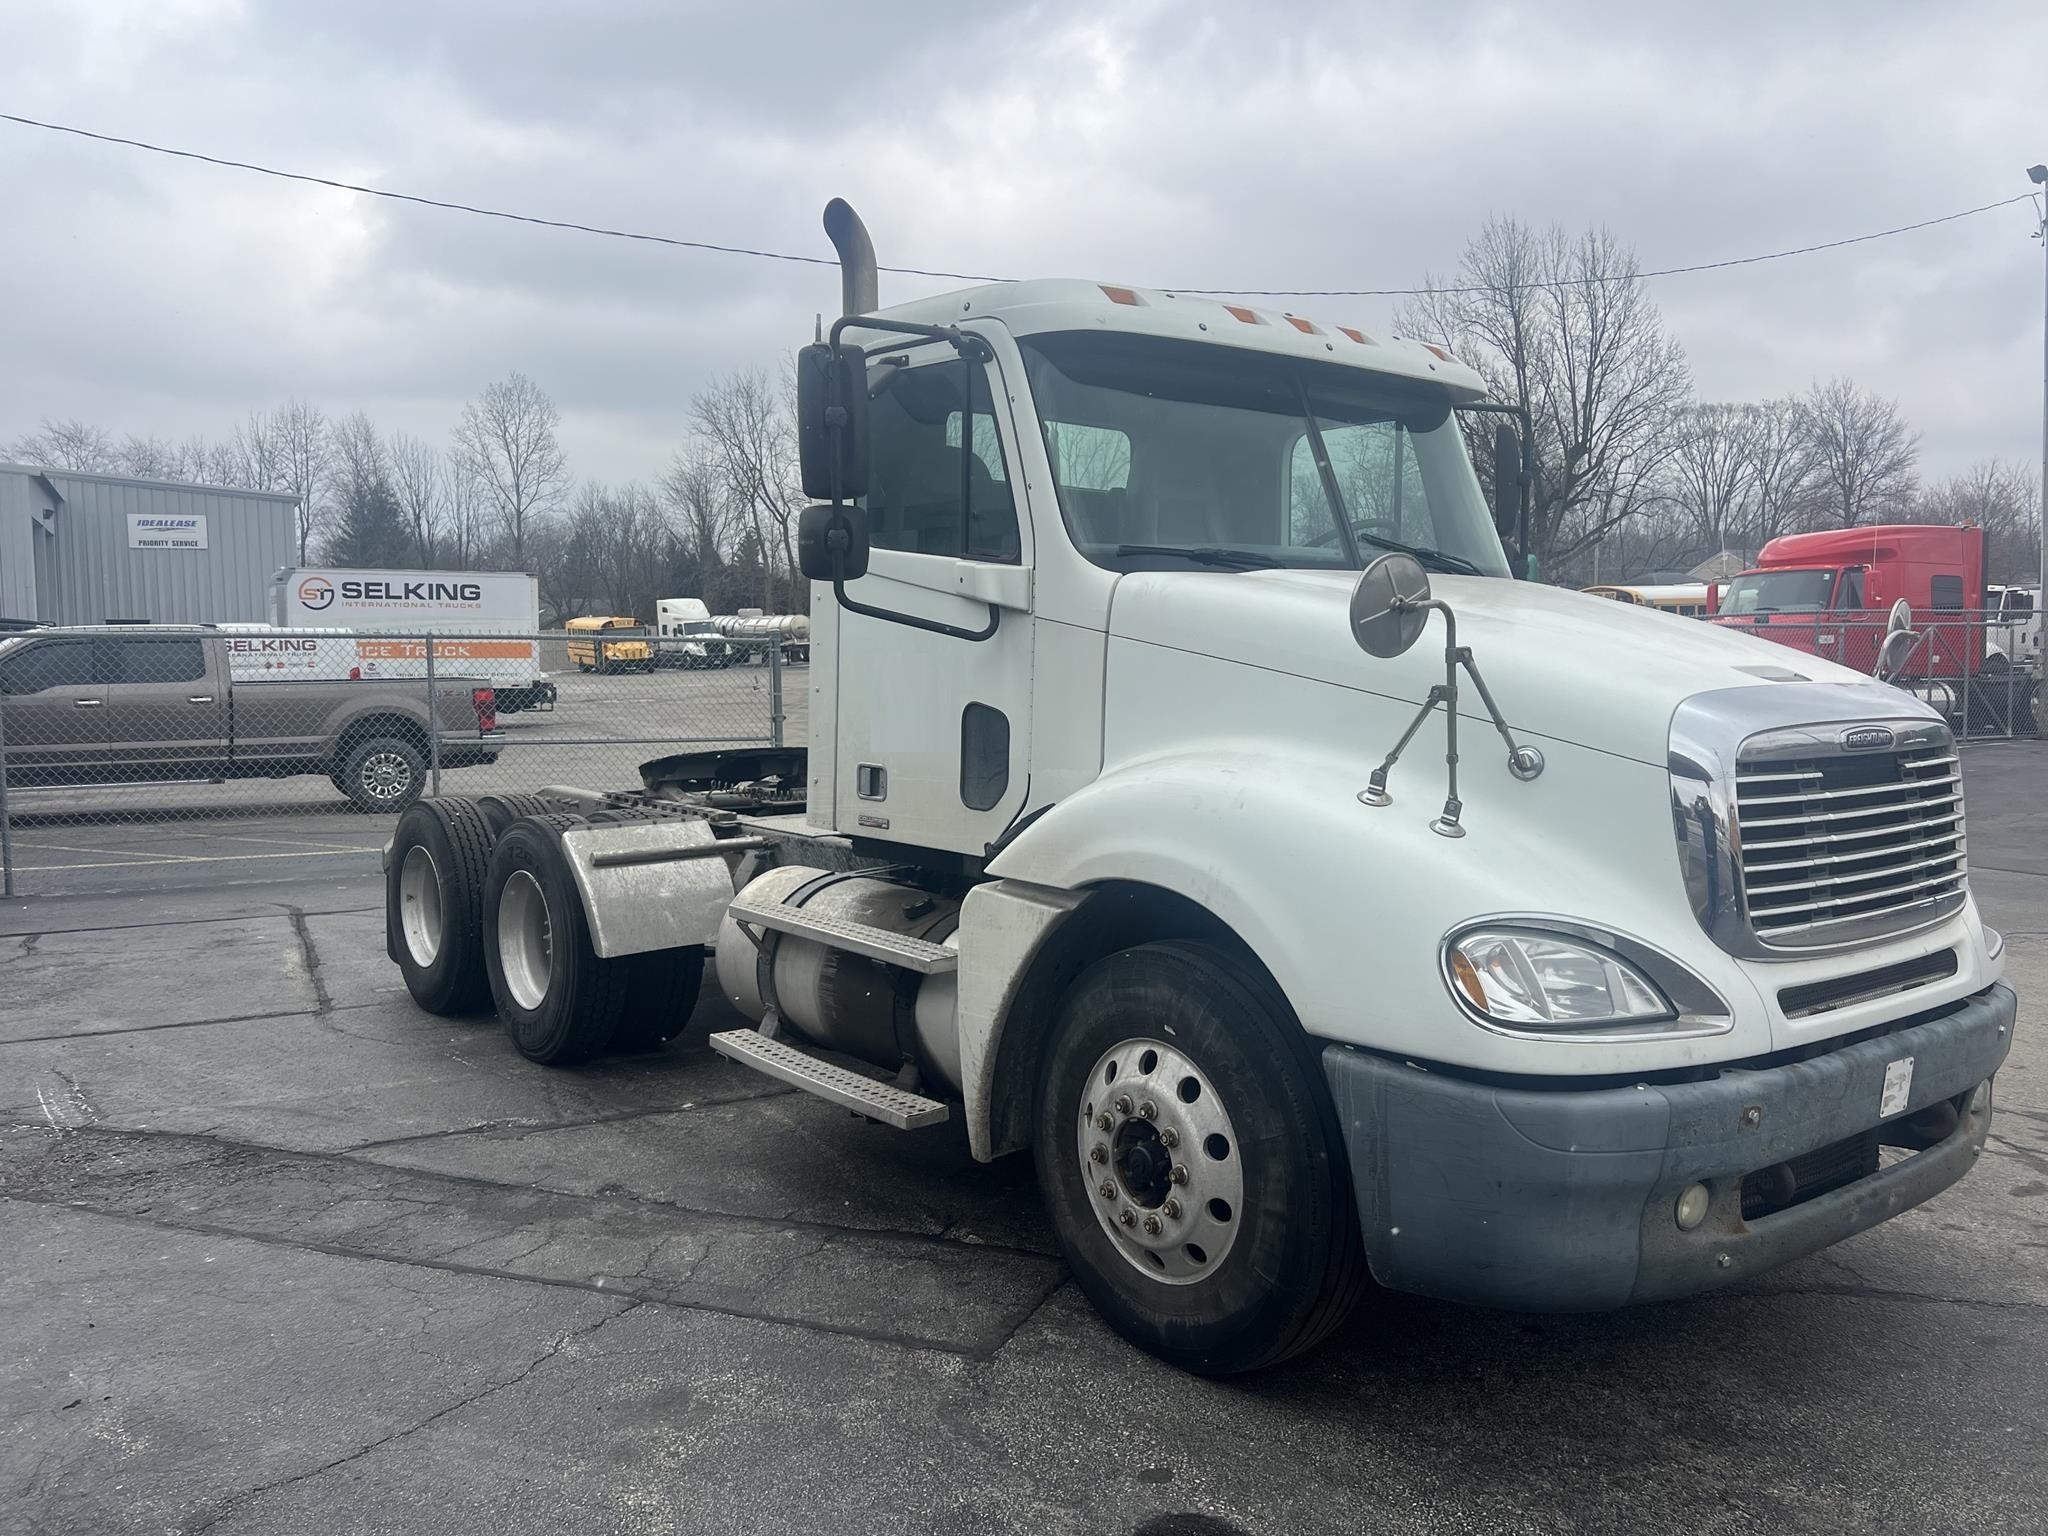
[1675,1183,1711,1231]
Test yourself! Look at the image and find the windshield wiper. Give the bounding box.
[1353,530,1482,576]
[1114,544,1286,570]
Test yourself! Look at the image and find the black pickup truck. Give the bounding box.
[0,626,503,811]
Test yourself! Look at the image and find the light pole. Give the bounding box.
[2031,164,2047,607]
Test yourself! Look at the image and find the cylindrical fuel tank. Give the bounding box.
[715,866,962,1092]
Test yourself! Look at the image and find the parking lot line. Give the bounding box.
[10,846,379,873]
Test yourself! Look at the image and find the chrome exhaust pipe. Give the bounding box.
[823,198,877,319]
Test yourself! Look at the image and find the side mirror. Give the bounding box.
[1491,423,1521,539]
[1348,552,1432,658]
[798,502,870,582]
[797,343,870,501]
[1885,597,1913,637]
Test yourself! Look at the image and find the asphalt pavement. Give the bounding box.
[0,741,2043,1535]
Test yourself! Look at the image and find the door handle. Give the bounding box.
[73,698,104,708]
[188,695,215,704]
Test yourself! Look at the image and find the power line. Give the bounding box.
[1,110,2034,299]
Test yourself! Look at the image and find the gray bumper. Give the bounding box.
[1321,983,2016,1312]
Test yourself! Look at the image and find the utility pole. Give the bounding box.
[2032,165,2047,606]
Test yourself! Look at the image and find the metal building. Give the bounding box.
[0,464,298,627]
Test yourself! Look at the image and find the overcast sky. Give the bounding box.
[2,1,2043,492]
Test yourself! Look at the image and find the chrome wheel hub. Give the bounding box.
[361,751,414,803]
[497,869,554,1011]
[1076,1037,1243,1284]
[398,845,444,967]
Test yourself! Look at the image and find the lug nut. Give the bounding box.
[1098,1181,1116,1200]
[1162,1198,1182,1219]
[1096,1113,1113,1132]
[1142,1214,1163,1236]
[1137,1099,1157,1120]
[1118,1208,1138,1228]
[1090,1145,1108,1165]
[1168,1164,1189,1186]
[1113,1095,1134,1116]
[1158,1127,1180,1148]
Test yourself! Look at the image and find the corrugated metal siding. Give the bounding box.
[0,471,40,622]
[10,468,298,625]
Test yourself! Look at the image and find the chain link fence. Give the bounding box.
[0,628,803,896]
[1716,606,2041,742]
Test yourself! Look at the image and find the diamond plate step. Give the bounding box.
[708,1030,950,1130]
[727,891,957,974]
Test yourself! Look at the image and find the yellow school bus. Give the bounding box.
[1580,583,1719,618]
[564,615,655,673]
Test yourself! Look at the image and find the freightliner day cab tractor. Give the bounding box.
[381,202,2017,1373]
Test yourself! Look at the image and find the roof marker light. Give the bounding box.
[1421,343,1454,362]
[1224,304,1264,325]
[1100,285,1141,306]
[1284,315,1321,335]
[1337,325,1373,345]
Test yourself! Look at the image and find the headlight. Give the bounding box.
[1446,928,1674,1029]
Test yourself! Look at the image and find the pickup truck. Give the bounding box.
[0,626,503,812]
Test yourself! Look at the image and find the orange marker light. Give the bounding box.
[1421,343,1454,362]
[1225,304,1262,324]
[1100,285,1141,306]
[1337,325,1372,345]
[1285,315,1320,335]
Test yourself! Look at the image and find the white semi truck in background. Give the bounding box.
[379,201,2015,1373]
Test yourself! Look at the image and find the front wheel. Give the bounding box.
[1033,941,1366,1374]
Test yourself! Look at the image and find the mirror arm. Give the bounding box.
[832,575,1001,643]
[1359,597,1543,835]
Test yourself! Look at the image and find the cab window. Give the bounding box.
[111,637,207,684]
[863,359,1020,562]
[0,639,95,694]
[1835,569,1865,611]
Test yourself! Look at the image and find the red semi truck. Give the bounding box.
[1716,524,1988,679]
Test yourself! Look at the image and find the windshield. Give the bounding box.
[1721,568,1836,616]
[1018,332,1510,578]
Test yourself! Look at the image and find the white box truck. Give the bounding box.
[375,201,2015,1374]
[270,568,556,711]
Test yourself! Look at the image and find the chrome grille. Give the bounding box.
[1734,738,1967,949]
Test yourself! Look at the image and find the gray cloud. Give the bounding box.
[1,0,2041,490]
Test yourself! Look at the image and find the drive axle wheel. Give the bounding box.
[385,797,494,1014]
[483,815,630,1065]
[1034,941,1366,1374]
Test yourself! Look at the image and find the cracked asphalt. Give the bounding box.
[1,741,2044,1535]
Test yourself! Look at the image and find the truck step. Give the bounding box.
[727,890,957,974]
[708,1030,950,1130]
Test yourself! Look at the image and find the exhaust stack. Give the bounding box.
[822,198,878,319]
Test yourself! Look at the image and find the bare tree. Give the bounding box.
[1798,378,1918,527]
[661,450,734,570]
[1740,397,1817,548]
[6,417,115,471]
[443,461,492,569]
[1665,403,1757,559]
[692,368,800,608]
[1398,218,1692,574]
[271,399,332,562]
[388,431,449,567]
[452,372,569,568]
[1920,460,2043,584]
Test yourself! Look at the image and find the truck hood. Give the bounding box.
[1107,569,1902,767]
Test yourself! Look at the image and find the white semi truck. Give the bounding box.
[380,202,2015,1373]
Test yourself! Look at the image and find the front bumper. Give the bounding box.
[1321,982,2016,1312]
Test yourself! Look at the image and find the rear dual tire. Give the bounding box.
[482,815,703,1066]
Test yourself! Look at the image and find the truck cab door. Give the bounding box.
[824,340,1034,856]
[1825,567,1870,670]
[0,636,108,781]
[101,635,228,777]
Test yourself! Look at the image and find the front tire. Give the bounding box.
[483,816,631,1065]
[337,735,426,814]
[1033,941,1366,1374]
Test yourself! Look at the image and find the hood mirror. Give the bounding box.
[1876,598,1918,682]
[1348,553,1432,658]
